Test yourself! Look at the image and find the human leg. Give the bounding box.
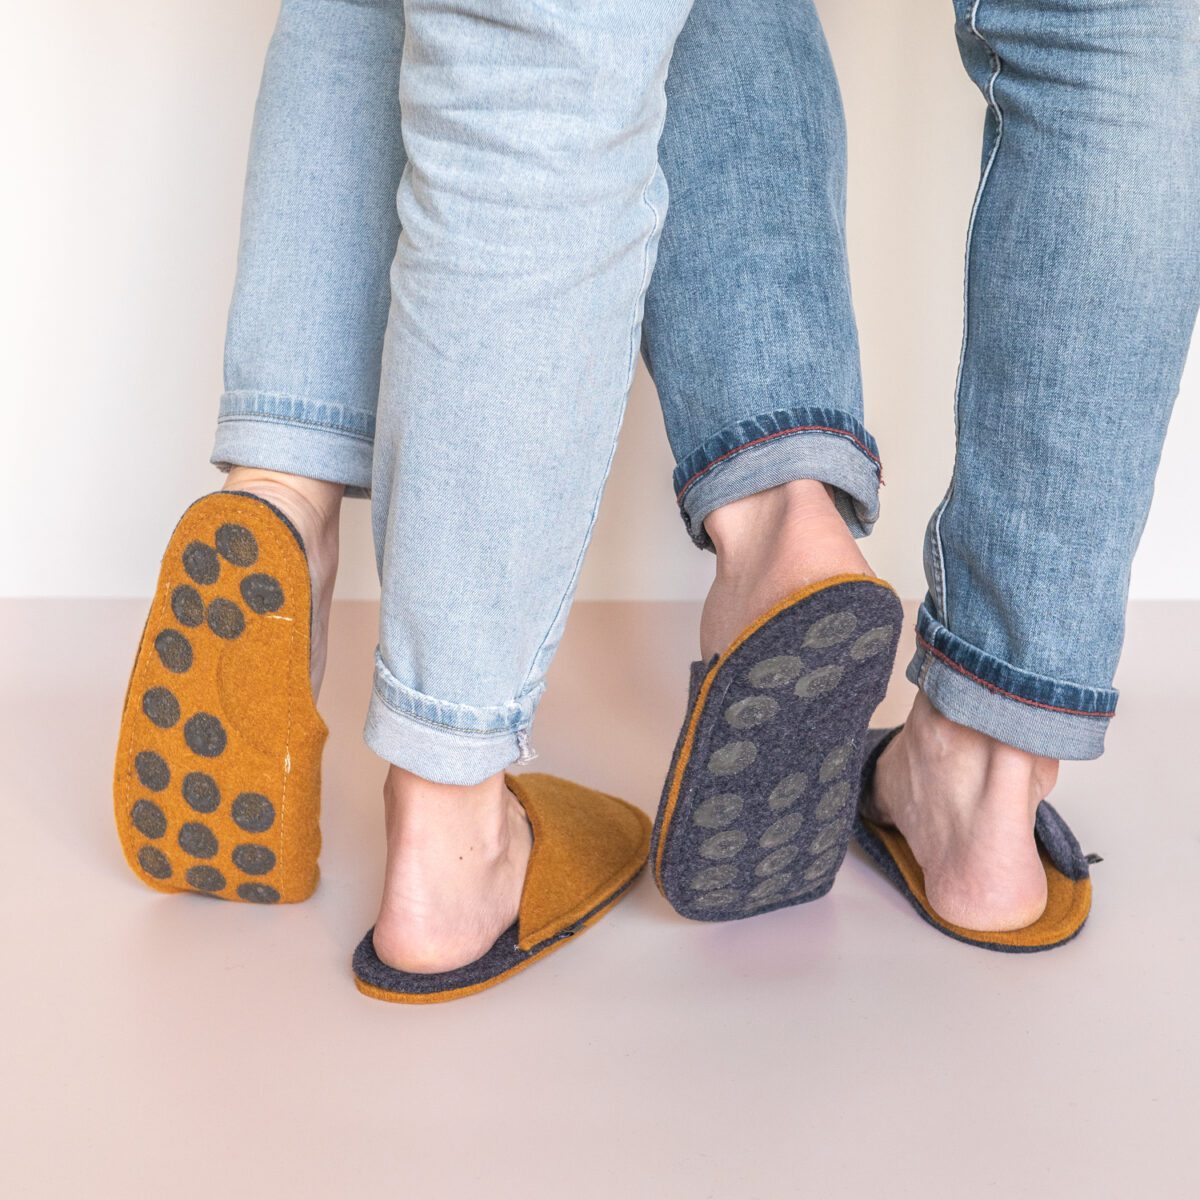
[363,0,695,971]
[872,0,1200,930]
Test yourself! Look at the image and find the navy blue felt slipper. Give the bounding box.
[652,574,904,921]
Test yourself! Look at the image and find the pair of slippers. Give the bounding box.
[113,491,650,1003]
[114,494,1092,1009]
[652,575,1094,952]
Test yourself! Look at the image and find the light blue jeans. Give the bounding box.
[214,0,1199,782]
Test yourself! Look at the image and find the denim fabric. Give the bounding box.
[215,0,696,783]
[214,0,1199,779]
[215,0,403,497]
[647,0,1200,760]
[907,0,1200,759]
[645,0,878,549]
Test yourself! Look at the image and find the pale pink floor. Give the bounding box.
[2,598,1197,1198]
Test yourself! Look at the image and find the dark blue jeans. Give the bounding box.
[647,0,1200,759]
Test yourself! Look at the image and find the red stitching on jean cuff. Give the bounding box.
[675,424,882,501]
[916,634,1116,719]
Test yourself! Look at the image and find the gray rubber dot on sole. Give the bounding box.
[693,793,744,829]
[706,740,757,776]
[815,780,851,821]
[215,523,259,567]
[755,844,800,878]
[804,848,841,880]
[804,610,858,648]
[819,741,856,783]
[694,889,740,909]
[809,823,844,856]
[178,821,218,859]
[182,771,220,813]
[232,844,276,876]
[794,664,845,698]
[240,573,284,614]
[205,597,245,640]
[186,865,226,893]
[768,772,809,811]
[237,882,280,904]
[689,864,739,891]
[231,792,275,833]
[134,750,170,792]
[142,686,180,729]
[184,712,227,758]
[154,629,193,674]
[138,845,172,879]
[131,799,167,839]
[850,626,894,662]
[182,541,220,586]
[760,812,805,849]
[170,585,204,628]
[699,830,748,861]
[748,874,792,904]
[747,655,806,689]
[724,695,779,730]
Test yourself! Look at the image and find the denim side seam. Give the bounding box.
[927,0,1006,627]
[513,155,670,700]
[673,405,883,547]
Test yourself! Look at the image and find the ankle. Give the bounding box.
[699,481,872,659]
[902,691,1059,807]
[383,768,518,863]
[707,480,844,565]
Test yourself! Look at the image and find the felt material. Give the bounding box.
[652,574,904,922]
[113,491,327,904]
[854,727,1093,952]
[352,772,650,1004]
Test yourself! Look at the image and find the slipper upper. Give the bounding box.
[510,772,650,951]
[859,725,1092,881]
[352,773,651,1003]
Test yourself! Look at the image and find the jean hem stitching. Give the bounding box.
[915,634,1115,719]
[675,424,882,506]
[369,681,528,740]
[216,412,376,445]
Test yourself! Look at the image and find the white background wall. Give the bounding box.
[3,2,1196,601]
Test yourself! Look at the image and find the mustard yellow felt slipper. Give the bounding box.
[113,490,327,904]
[854,728,1095,951]
[352,772,650,1004]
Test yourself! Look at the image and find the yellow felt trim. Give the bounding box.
[353,887,630,1005]
[654,573,897,889]
[113,492,327,904]
[863,817,1092,948]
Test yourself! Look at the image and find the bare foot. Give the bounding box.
[371,767,534,974]
[701,480,874,659]
[869,691,1056,930]
[222,466,342,697]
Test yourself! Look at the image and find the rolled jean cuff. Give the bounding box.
[364,651,542,786]
[673,406,883,550]
[211,391,375,497]
[906,601,1118,761]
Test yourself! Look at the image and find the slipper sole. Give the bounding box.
[653,574,903,922]
[112,490,327,904]
[854,728,1093,951]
